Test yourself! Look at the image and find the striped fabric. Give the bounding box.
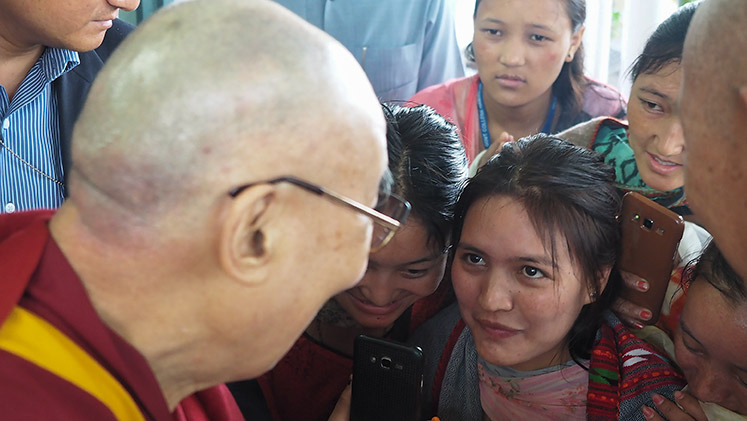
[0,48,79,213]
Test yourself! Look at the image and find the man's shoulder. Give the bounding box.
[0,351,118,420]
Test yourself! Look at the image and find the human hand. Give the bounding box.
[611,271,653,329]
[642,391,707,421]
[328,383,352,421]
[477,132,514,168]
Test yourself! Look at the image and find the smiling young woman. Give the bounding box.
[556,2,700,217]
[411,134,685,421]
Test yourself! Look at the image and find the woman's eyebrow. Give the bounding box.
[680,319,704,347]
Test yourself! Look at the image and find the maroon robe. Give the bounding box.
[0,210,243,421]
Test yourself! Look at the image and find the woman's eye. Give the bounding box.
[682,339,704,357]
[521,265,544,279]
[484,28,502,36]
[463,253,486,266]
[530,34,548,42]
[404,268,428,278]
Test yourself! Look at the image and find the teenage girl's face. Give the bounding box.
[627,62,685,192]
[452,196,601,371]
[674,278,747,415]
[334,217,447,330]
[472,0,583,109]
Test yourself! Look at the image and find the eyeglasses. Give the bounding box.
[229,176,410,251]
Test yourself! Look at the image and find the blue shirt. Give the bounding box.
[274,0,465,102]
[0,48,79,213]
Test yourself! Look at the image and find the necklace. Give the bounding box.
[0,135,64,187]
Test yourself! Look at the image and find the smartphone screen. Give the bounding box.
[350,335,424,421]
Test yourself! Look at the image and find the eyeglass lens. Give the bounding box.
[370,193,410,250]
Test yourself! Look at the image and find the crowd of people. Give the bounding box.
[1,0,746,420]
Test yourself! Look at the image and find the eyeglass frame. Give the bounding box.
[228,176,410,250]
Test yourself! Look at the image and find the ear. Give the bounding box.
[585,265,612,305]
[218,185,276,285]
[566,25,585,63]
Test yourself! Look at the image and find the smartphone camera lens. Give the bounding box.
[381,357,392,369]
[643,218,654,230]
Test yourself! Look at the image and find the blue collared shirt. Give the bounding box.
[0,48,79,213]
[274,0,465,102]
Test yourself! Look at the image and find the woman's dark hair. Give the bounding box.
[383,104,469,252]
[466,0,588,118]
[451,134,622,363]
[629,1,701,81]
[682,240,747,307]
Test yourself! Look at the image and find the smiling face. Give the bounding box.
[472,0,583,109]
[627,62,685,192]
[674,279,747,415]
[452,195,594,371]
[334,217,447,331]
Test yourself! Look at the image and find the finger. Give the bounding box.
[611,297,650,327]
[328,384,353,421]
[642,405,667,421]
[620,270,650,292]
[674,391,708,421]
[651,393,696,421]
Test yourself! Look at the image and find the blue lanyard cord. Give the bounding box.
[477,80,557,150]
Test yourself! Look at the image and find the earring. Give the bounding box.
[567,53,574,60]
[589,291,598,300]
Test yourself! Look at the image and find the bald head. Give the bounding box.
[70,0,384,228]
[49,0,389,394]
[681,0,747,279]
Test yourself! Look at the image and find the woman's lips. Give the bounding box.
[647,152,682,176]
[496,75,526,89]
[346,292,401,316]
[476,318,521,339]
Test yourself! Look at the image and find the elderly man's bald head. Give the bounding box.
[681,0,747,279]
[71,0,385,224]
[49,0,389,390]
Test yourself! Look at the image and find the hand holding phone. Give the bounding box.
[350,335,424,421]
[617,192,684,325]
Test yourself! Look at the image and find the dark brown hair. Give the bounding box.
[451,134,622,362]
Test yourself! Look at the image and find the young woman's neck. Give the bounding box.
[482,88,555,141]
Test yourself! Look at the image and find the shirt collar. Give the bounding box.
[41,48,81,84]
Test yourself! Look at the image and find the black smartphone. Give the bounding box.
[618,192,685,324]
[350,335,424,421]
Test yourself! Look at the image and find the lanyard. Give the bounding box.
[477,80,557,150]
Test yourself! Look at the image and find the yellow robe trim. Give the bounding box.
[0,306,146,421]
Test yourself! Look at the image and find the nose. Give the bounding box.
[499,37,525,67]
[656,117,685,158]
[478,273,513,312]
[687,365,732,406]
[357,269,397,306]
[109,0,140,12]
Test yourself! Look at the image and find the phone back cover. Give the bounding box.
[351,336,424,421]
[618,193,685,323]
